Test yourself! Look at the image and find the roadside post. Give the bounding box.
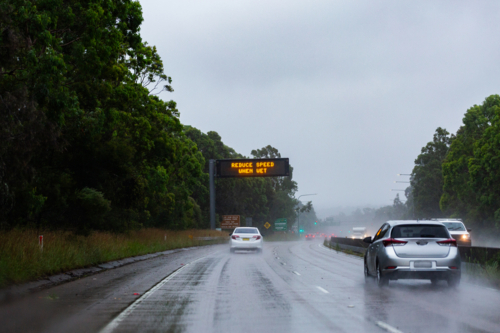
[39,235,43,252]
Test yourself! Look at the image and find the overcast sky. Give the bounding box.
[138,0,500,217]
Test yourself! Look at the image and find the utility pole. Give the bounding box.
[296,193,317,236]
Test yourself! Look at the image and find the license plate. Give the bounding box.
[242,238,250,241]
[414,261,432,268]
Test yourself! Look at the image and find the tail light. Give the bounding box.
[313,235,315,238]
[382,238,408,247]
[449,266,458,269]
[231,235,239,240]
[385,266,396,270]
[437,239,457,247]
[305,235,308,238]
[253,235,261,240]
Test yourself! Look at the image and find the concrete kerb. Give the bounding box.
[0,246,206,304]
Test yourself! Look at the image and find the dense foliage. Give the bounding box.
[441,95,500,230]
[410,127,453,219]
[393,95,500,233]
[0,0,302,233]
[337,95,500,236]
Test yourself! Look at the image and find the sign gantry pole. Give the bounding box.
[209,159,216,230]
[210,158,290,231]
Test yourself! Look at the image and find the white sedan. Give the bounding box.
[229,227,263,253]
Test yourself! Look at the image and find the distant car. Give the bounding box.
[305,234,315,240]
[352,227,367,239]
[363,221,461,287]
[230,227,263,253]
[432,219,471,247]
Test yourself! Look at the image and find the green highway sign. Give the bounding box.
[274,218,287,231]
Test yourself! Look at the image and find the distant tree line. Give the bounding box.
[350,95,500,234]
[0,0,303,233]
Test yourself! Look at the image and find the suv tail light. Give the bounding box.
[231,235,239,240]
[437,239,457,247]
[382,238,408,247]
[253,235,261,240]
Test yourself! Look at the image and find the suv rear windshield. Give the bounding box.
[442,222,466,231]
[234,228,258,234]
[391,225,449,239]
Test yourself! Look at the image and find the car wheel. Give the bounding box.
[364,259,372,283]
[376,261,388,287]
[447,276,460,287]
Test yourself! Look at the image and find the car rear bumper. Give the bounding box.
[230,239,263,250]
[378,246,461,280]
[382,267,460,280]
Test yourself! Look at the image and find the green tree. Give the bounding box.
[411,127,453,218]
[441,95,500,227]
[1,0,204,231]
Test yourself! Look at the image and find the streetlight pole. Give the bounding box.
[296,193,317,236]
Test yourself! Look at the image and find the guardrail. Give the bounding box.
[328,237,500,263]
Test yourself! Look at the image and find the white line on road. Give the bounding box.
[281,262,287,265]
[292,271,301,276]
[376,321,405,333]
[316,286,329,294]
[99,257,205,333]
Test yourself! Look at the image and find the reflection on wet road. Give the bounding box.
[2,241,500,333]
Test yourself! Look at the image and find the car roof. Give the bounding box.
[430,219,465,224]
[385,220,448,227]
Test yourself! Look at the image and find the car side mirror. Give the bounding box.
[467,228,472,232]
[363,236,372,244]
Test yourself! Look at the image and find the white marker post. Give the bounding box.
[39,235,43,252]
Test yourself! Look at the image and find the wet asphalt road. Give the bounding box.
[2,240,500,333]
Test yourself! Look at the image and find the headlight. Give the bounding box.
[462,234,469,239]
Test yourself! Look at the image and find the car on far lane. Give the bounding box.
[363,221,461,287]
[230,227,263,253]
[305,234,315,240]
[432,219,471,247]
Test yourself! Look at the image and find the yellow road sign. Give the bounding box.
[264,222,271,229]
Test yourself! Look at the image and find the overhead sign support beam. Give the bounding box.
[209,159,216,230]
[209,158,289,230]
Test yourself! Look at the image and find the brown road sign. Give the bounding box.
[221,215,240,229]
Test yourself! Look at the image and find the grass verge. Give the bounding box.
[0,228,228,288]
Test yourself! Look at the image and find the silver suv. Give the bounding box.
[363,220,461,287]
[431,219,471,247]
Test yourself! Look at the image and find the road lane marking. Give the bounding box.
[376,321,405,333]
[316,286,329,294]
[99,257,205,333]
[292,271,301,276]
[281,262,287,265]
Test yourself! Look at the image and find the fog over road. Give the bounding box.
[3,241,500,333]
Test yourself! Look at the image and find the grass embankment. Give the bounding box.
[0,229,228,288]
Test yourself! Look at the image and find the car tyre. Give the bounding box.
[364,259,372,283]
[376,261,388,287]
